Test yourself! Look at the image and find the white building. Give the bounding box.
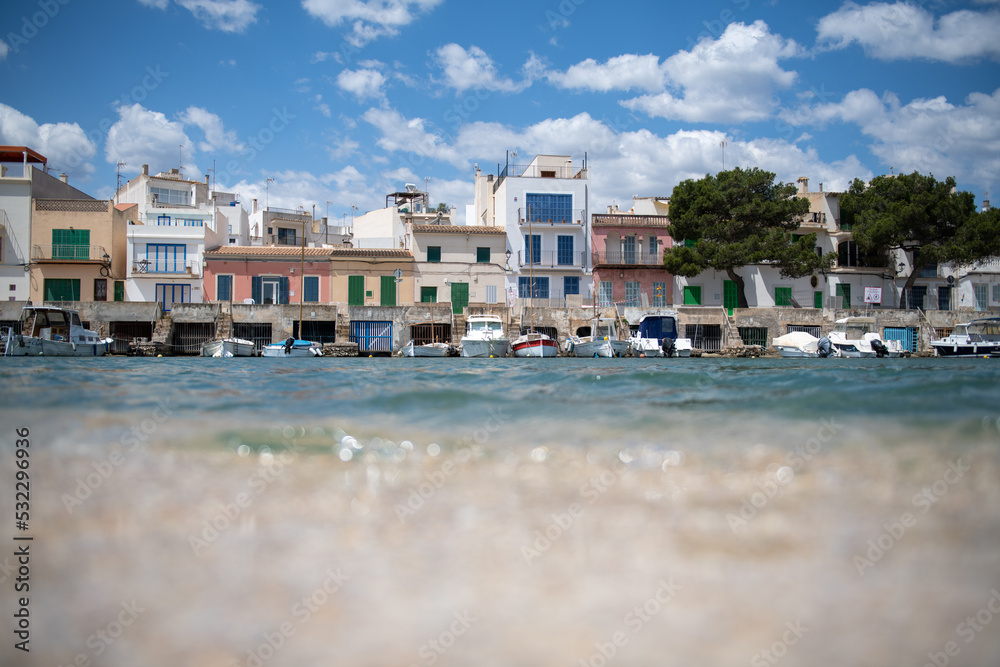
[116,165,226,310]
[472,154,591,305]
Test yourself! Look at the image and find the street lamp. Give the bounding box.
[505,249,512,271]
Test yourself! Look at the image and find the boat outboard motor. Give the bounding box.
[817,336,832,358]
[661,337,676,358]
[283,337,295,354]
[871,339,889,358]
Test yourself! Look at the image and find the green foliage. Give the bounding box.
[662,167,831,305]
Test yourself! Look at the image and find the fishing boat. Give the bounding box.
[3,305,113,357]
[827,317,903,358]
[628,311,692,357]
[260,338,323,357]
[460,315,510,357]
[569,318,629,358]
[511,328,559,357]
[401,340,452,357]
[930,318,1000,357]
[201,338,256,357]
[772,331,840,358]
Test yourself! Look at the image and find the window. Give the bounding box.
[652,282,666,307]
[908,286,927,310]
[217,275,233,302]
[94,279,107,302]
[420,286,437,303]
[649,236,658,258]
[838,241,886,268]
[519,276,549,298]
[427,246,441,263]
[146,244,186,272]
[476,247,490,263]
[525,193,573,224]
[52,229,90,259]
[775,287,792,306]
[252,276,289,305]
[835,283,851,309]
[114,281,125,302]
[277,228,296,245]
[622,236,636,264]
[993,284,1000,302]
[525,235,541,264]
[485,284,497,303]
[625,281,640,306]
[44,278,80,301]
[683,285,702,305]
[150,186,190,206]
[155,284,191,312]
[974,284,988,311]
[564,276,579,296]
[598,281,613,306]
[684,239,696,248]
[557,236,574,265]
[303,276,319,303]
[157,215,172,226]
[938,286,951,311]
[182,219,203,227]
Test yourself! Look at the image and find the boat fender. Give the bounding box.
[18,334,24,347]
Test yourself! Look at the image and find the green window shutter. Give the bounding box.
[348,275,365,305]
[114,281,125,302]
[683,239,696,248]
[814,290,823,309]
[775,287,792,306]
[380,275,396,306]
[420,286,437,303]
[427,246,441,262]
[476,247,490,263]
[683,285,701,305]
[44,278,80,301]
[836,284,851,309]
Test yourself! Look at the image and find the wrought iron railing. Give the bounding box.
[32,244,109,261]
[592,250,664,266]
[517,250,586,268]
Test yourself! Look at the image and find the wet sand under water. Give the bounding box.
[6,414,1000,667]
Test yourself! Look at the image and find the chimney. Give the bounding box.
[819,183,823,193]
[142,164,148,176]
[205,174,210,185]
[797,177,809,194]
[59,173,68,184]
[252,198,258,214]
[984,199,991,212]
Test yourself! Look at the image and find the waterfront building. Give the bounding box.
[591,198,673,308]
[471,154,592,306]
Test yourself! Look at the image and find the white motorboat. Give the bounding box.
[260,338,323,357]
[628,311,692,357]
[3,305,113,357]
[401,340,452,357]
[511,329,559,357]
[201,338,256,357]
[460,315,510,358]
[570,318,629,358]
[930,318,1000,357]
[828,317,903,358]
[772,331,840,358]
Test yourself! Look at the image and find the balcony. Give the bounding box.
[591,214,670,227]
[32,244,109,262]
[592,250,664,267]
[493,161,588,193]
[132,257,201,276]
[517,209,586,226]
[517,250,586,268]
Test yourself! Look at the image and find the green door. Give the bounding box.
[723,280,738,316]
[348,275,365,306]
[835,284,851,309]
[814,290,823,309]
[380,275,396,306]
[683,285,701,306]
[451,282,468,315]
[421,286,437,303]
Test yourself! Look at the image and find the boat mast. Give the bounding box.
[298,214,306,339]
[527,204,533,334]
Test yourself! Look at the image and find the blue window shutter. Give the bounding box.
[251,276,262,304]
[279,277,290,304]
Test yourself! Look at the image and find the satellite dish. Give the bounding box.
[947,275,955,286]
[393,268,402,280]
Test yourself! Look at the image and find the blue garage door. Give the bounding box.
[350,321,393,353]
[883,326,917,353]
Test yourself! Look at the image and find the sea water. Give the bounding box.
[2,357,999,666]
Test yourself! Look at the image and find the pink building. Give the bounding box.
[203,246,333,304]
[591,211,673,307]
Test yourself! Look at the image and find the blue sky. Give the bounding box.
[1,0,998,223]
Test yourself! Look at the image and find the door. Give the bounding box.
[814,290,823,309]
[348,275,365,306]
[836,283,851,309]
[155,284,190,312]
[622,235,636,264]
[451,282,468,315]
[380,275,397,306]
[261,277,280,305]
[723,280,738,315]
[217,275,233,302]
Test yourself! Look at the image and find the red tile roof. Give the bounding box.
[412,225,506,234]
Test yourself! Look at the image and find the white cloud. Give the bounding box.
[137,0,170,8]
[543,54,668,93]
[302,0,443,46]
[433,44,527,93]
[621,20,801,123]
[0,39,10,62]
[782,87,1000,192]
[314,95,332,117]
[337,68,387,101]
[0,103,96,179]
[362,107,464,167]
[179,106,245,153]
[105,104,193,175]
[139,0,261,32]
[816,2,1000,62]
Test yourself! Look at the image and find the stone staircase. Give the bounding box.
[722,309,745,348]
[150,313,173,354]
[215,303,232,339]
[451,310,465,346]
[335,310,351,343]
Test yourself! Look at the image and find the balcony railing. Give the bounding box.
[517,250,586,268]
[518,208,586,226]
[132,257,200,276]
[591,214,670,227]
[32,244,108,261]
[592,250,664,266]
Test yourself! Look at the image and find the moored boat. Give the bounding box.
[401,340,452,357]
[460,315,510,357]
[828,317,902,358]
[511,329,559,357]
[201,338,257,357]
[772,331,839,358]
[930,318,1000,357]
[628,311,692,357]
[260,338,323,357]
[3,305,113,357]
[570,318,629,358]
